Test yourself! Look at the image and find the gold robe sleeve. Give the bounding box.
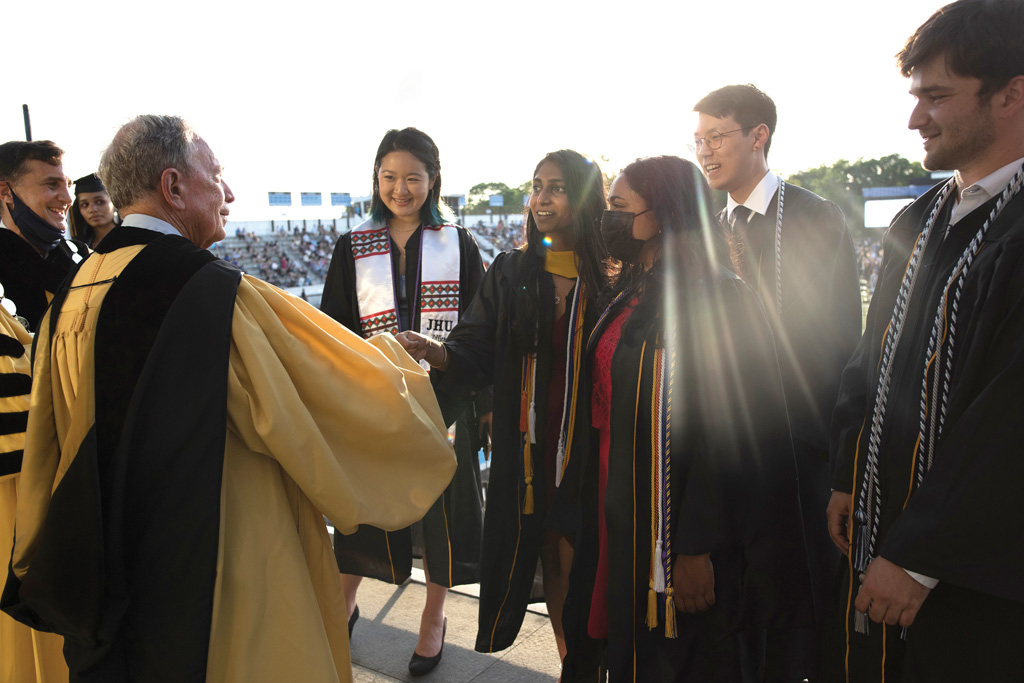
[225,275,457,534]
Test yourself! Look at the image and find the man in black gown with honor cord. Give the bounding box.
[693,84,861,682]
[826,1,1024,681]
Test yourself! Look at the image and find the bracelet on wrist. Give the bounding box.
[428,342,448,369]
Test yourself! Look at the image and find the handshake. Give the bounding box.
[394,331,449,371]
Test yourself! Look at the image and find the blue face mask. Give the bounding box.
[5,182,65,254]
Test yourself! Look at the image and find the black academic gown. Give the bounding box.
[0,229,88,333]
[826,183,1024,683]
[322,224,487,587]
[558,271,814,683]
[723,183,861,678]
[434,249,597,653]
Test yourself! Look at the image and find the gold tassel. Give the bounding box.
[664,588,678,639]
[646,586,659,630]
[523,432,535,515]
[520,389,529,432]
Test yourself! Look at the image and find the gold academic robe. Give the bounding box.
[6,229,455,682]
[0,306,68,683]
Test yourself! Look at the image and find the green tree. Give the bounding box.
[786,154,927,232]
[464,181,528,215]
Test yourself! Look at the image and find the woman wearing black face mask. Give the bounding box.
[397,149,607,664]
[557,156,814,682]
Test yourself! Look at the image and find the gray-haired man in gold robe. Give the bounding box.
[1,114,456,682]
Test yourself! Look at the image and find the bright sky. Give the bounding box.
[5,0,945,220]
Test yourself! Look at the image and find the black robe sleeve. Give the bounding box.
[674,278,802,561]
[771,188,861,455]
[829,196,933,491]
[879,239,1024,603]
[433,251,512,423]
[319,232,361,334]
[456,228,494,419]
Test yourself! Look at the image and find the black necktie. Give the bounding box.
[730,206,752,281]
[731,205,752,230]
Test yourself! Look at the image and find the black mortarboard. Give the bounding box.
[74,173,106,195]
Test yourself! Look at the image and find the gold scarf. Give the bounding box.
[544,250,578,279]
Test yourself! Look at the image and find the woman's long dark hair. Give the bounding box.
[370,127,455,227]
[512,149,608,350]
[606,155,730,339]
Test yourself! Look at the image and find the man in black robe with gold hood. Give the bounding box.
[826,1,1024,680]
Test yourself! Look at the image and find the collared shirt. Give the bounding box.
[120,213,183,237]
[950,156,1024,226]
[726,170,780,223]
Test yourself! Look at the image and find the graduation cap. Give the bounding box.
[74,173,106,195]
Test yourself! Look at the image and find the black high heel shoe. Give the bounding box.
[408,617,446,676]
[348,605,359,638]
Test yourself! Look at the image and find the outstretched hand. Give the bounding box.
[394,331,432,362]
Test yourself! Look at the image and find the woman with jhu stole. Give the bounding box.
[321,127,488,676]
[556,156,814,682]
[397,150,607,665]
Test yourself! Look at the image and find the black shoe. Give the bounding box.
[408,617,446,676]
[348,605,359,638]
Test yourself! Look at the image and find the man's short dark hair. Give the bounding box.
[898,0,1024,99]
[694,84,778,157]
[0,140,64,183]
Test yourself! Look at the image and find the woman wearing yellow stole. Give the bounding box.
[398,150,607,666]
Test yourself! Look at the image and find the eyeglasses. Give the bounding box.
[687,128,748,154]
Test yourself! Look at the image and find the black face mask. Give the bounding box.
[5,183,65,254]
[601,209,651,263]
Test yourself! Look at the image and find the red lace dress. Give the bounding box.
[542,311,568,542]
[587,300,636,639]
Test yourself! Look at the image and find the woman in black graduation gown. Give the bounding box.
[320,127,488,675]
[557,156,814,682]
[397,149,607,662]
[68,173,117,247]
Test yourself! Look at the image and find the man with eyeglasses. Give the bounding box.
[692,84,861,683]
[0,140,88,334]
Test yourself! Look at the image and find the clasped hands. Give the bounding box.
[394,330,442,366]
[826,491,932,628]
[393,330,492,454]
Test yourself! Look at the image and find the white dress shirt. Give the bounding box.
[726,170,781,222]
[950,156,1024,227]
[120,213,183,237]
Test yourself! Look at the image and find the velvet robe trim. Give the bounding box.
[2,228,241,681]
